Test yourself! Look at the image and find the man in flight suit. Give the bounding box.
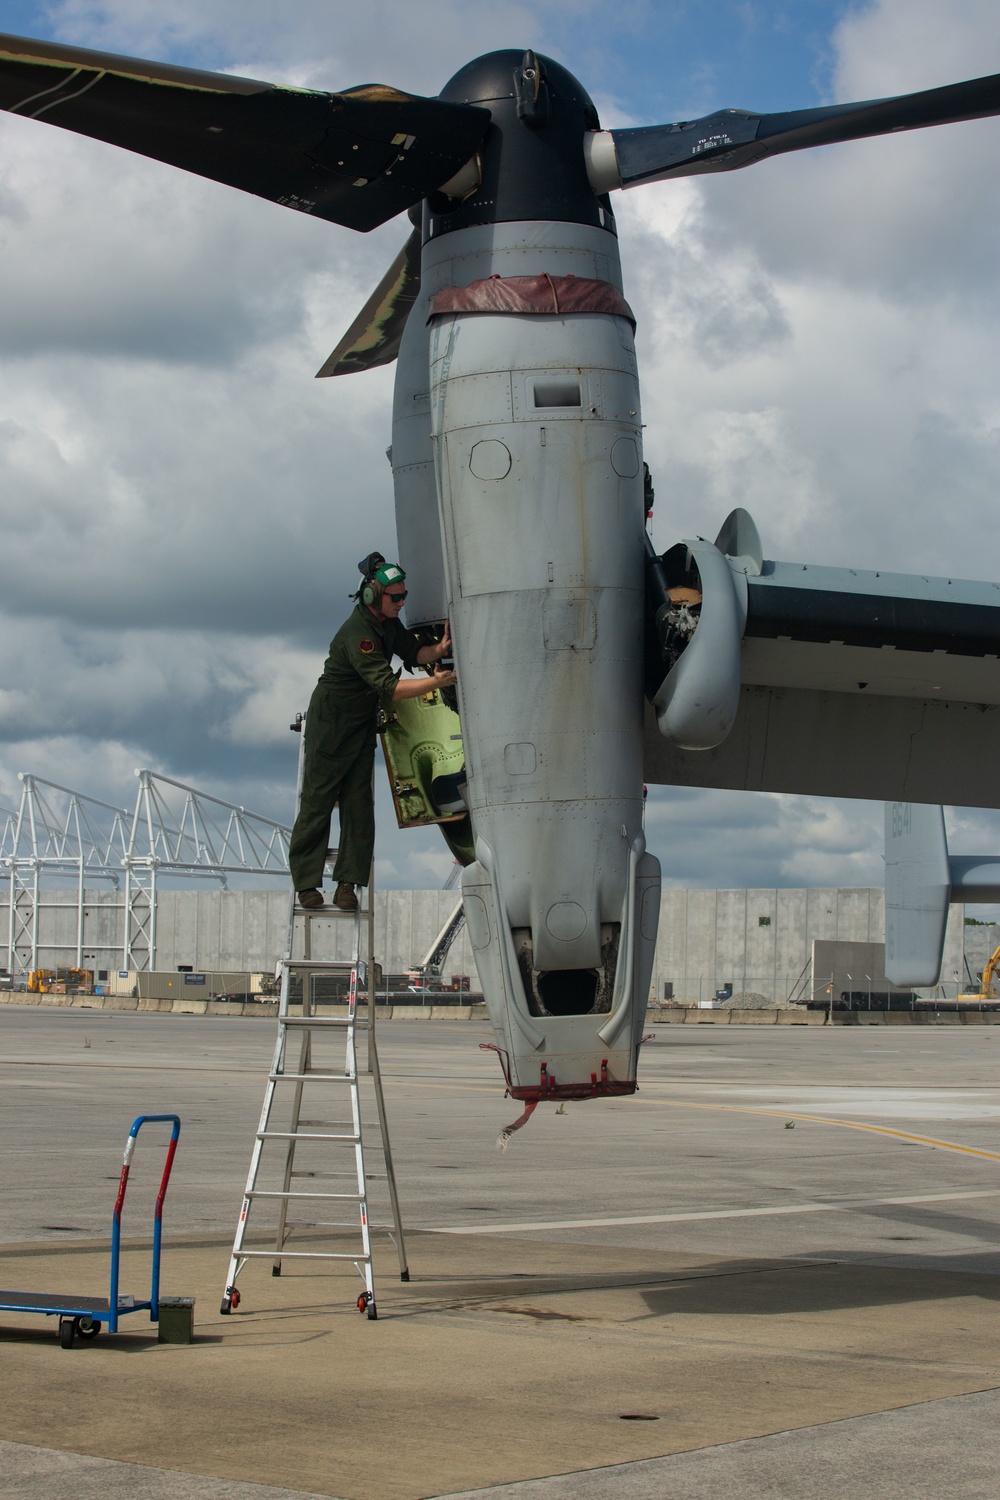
[289,556,456,911]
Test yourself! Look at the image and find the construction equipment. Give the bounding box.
[27,967,93,994]
[0,1114,180,1347]
[406,900,465,994]
[958,940,1000,1001]
[220,718,407,1321]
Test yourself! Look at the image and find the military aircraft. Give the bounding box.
[1,33,999,1112]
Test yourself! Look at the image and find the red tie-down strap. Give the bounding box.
[496,1100,538,1152]
[480,1042,536,1151]
[429,273,636,326]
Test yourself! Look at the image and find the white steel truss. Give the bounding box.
[4,776,130,979]
[0,804,17,862]
[3,770,291,977]
[0,805,17,955]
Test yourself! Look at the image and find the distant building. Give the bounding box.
[3,885,968,1003]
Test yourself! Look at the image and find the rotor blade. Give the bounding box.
[610,71,1000,187]
[316,229,421,377]
[0,31,489,232]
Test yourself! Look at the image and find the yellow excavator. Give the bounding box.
[27,967,93,994]
[958,942,1000,1002]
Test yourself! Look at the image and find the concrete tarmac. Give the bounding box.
[2,1006,1000,1497]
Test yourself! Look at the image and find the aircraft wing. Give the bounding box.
[644,558,1000,808]
[0,32,488,232]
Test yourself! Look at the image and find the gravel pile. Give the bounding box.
[721,991,797,1010]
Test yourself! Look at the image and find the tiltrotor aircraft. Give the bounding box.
[2,34,1000,1112]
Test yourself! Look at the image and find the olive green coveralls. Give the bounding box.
[288,603,421,891]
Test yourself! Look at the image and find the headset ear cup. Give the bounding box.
[362,584,375,606]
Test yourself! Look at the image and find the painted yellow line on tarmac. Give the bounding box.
[642,1097,1000,1162]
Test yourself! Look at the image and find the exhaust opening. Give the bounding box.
[536,969,599,1016]
[514,926,621,1017]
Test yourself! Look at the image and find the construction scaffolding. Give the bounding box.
[3,770,291,979]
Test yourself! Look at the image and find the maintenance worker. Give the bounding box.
[289,554,456,911]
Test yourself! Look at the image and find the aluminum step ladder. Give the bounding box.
[220,718,408,1321]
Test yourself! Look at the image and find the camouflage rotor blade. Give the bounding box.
[612,70,1000,187]
[316,229,421,377]
[0,31,489,232]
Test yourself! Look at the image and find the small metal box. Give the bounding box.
[157,1296,195,1344]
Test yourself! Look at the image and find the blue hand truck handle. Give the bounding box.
[109,1115,181,1333]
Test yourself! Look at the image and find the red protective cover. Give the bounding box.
[429,273,635,326]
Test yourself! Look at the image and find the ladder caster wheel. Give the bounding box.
[59,1317,77,1348]
[357,1292,377,1318]
[220,1286,240,1314]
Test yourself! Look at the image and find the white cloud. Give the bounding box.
[832,0,999,96]
[43,0,557,94]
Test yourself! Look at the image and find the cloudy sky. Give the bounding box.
[0,0,998,891]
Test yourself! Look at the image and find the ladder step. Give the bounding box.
[268,1073,355,1083]
[257,1130,359,1142]
[246,1189,363,1201]
[237,1249,370,1262]
[292,905,370,919]
[291,1170,387,1180]
[279,1017,356,1029]
[282,1220,397,1232]
[284,1219,367,1230]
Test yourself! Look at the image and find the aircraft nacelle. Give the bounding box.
[394,215,660,1100]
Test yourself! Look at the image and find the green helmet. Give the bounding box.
[374,563,406,588]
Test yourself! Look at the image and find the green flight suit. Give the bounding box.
[288,603,422,890]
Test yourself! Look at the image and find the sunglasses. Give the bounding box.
[384,590,408,603]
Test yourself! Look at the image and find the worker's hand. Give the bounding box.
[429,663,457,688]
[436,619,452,661]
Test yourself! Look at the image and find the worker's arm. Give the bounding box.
[392,664,456,701]
[415,619,451,667]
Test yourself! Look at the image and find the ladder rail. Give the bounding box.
[272,1023,309,1263]
[224,977,290,1279]
[368,1023,409,1279]
[345,942,376,1311]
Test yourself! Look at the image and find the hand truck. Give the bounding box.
[0,1113,181,1347]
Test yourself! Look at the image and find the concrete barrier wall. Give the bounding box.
[4,993,996,1026]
